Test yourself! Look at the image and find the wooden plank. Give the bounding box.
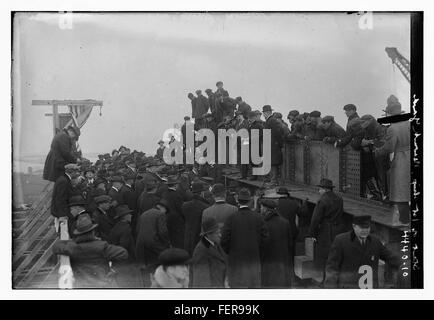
[32,100,103,106]
[15,240,57,289]
[17,185,53,232]
[13,228,56,280]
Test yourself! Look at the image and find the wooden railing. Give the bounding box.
[281,140,362,200]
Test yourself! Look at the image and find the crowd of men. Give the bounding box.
[42,80,409,288]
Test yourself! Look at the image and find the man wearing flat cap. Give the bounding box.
[259,198,293,288]
[336,103,361,148]
[325,215,401,288]
[156,140,165,160]
[221,188,269,288]
[191,217,228,288]
[151,248,191,288]
[53,213,128,288]
[92,195,115,241]
[51,163,81,225]
[182,182,210,255]
[308,178,347,283]
[263,105,285,185]
[374,95,410,226]
[321,115,346,144]
[304,111,326,141]
[351,114,388,201]
[108,175,124,207]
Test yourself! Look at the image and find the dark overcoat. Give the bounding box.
[135,208,170,265]
[52,233,128,288]
[92,207,115,242]
[43,129,77,182]
[137,190,160,215]
[108,187,124,206]
[51,174,73,218]
[277,197,300,241]
[325,231,401,288]
[261,210,293,288]
[182,195,210,255]
[323,122,346,143]
[308,191,347,270]
[264,116,284,166]
[162,188,186,248]
[108,220,135,260]
[191,237,227,288]
[221,207,269,288]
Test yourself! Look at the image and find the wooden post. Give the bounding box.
[52,104,59,136]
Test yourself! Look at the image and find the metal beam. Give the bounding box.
[32,99,103,106]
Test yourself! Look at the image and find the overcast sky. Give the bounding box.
[12,12,410,158]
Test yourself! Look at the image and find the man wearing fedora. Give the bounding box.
[202,183,238,229]
[43,125,80,182]
[161,176,185,249]
[92,195,115,242]
[325,215,401,289]
[308,178,347,283]
[135,199,171,266]
[182,182,210,255]
[259,199,293,288]
[221,188,269,288]
[375,95,410,226]
[52,213,129,288]
[151,248,192,288]
[263,105,285,185]
[191,217,228,288]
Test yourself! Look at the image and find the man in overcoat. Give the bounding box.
[259,199,293,288]
[324,215,400,288]
[202,183,237,229]
[182,182,210,255]
[43,125,80,182]
[191,217,228,288]
[92,195,115,241]
[375,96,410,225]
[51,163,80,220]
[263,105,284,185]
[221,188,269,288]
[52,213,128,288]
[308,178,347,282]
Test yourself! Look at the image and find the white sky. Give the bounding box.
[12,12,410,158]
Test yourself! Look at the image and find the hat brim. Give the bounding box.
[73,223,98,235]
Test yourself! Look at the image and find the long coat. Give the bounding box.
[182,195,210,255]
[135,208,170,265]
[52,233,128,288]
[264,115,284,166]
[191,237,228,288]
[261,210,293,288]
[324,231,401,288]
[376,120,410,202]
[43,129,77,182]
[308,191,347,271]
[51,174,73,218]
[277,197,300,242]
[162,188,185,248]
[221,207,269,288]
[108,220,135,260]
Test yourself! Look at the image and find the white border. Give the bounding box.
[2,0,433,300]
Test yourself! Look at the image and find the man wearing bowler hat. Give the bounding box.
[221,188,269,288]
[325,215,400,288]
[182,182,210,255]
[191,217,228,288]
[308,178,347,283]
[52,213,128,288]
[263,105,284,185]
